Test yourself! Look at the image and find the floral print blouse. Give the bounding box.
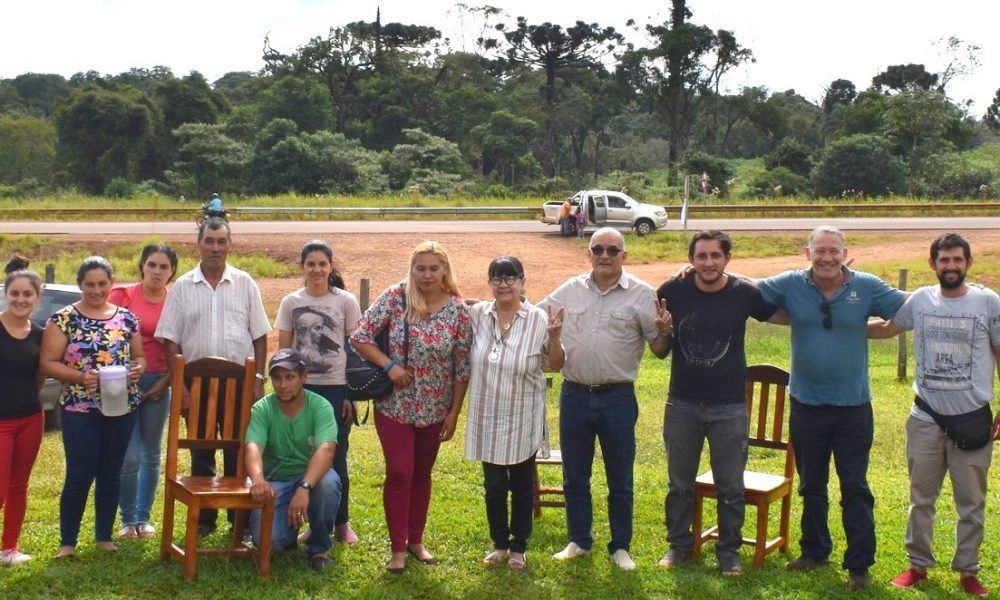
[351,285,472,427]
[49,305,142,413]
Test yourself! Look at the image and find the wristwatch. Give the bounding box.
[299,481,313,491]
[255,373,266,382]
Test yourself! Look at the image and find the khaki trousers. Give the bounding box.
[904,415,993,573]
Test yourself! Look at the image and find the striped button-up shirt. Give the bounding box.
[154,264,271,363]
[464,301,553,465]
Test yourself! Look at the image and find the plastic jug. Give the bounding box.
[98,365,130,417]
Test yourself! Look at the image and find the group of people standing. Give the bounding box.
[1,220,998,598]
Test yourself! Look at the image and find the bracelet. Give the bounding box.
[383,360,398,374]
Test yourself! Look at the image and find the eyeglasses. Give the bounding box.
[590,245,623,257]
[488,275,522,287]
[820,301,832,330]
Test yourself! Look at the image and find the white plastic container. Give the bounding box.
[98,365,130,417]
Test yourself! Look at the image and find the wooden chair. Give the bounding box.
[160,355,275,579]
[532,449,565,517]
[692,364,795,568]
[532,375,565,517]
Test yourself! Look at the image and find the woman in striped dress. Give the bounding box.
[465,256,564,571]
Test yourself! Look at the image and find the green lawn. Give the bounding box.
[3,264,999,598]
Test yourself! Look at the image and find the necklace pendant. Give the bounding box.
[502,321,511,332]
[488,345,500,363]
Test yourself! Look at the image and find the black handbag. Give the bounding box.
[915,396,993,451]
[345,287,408,403]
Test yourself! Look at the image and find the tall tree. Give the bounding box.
[487,18,623,176]
[871,64,938,93]
[0,116,56,184]
[619,0,752,184]
[984,88,1000,131]
[54,87,162,192]
[822,79,856,114]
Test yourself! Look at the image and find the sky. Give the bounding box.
[3,0,997,113]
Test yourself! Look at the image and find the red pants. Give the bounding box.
[374,411,443,553]
[0,412,44,550]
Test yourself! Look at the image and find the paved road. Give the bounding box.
[1,216,997,235]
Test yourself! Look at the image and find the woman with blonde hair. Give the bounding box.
[351,241,472,573]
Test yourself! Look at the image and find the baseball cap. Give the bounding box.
[268,348,305,374]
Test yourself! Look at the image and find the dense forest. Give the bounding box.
[2,1,999,201]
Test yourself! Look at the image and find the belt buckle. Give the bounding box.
[588,384,606,394]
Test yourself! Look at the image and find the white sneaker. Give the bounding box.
[1,548,32,566]
[552,542,590,561]
[611,549,636,570]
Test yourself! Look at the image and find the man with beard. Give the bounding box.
[655,230,780,575]
[155,217,271,535]
[756,225,905,591]
[868,233,1000,598]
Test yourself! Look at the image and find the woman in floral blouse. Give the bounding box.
[40,256,145,559]
[351,241,472,574]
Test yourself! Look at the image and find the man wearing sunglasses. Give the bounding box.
[655,230,780,576]
[756,225,905,591]
[538,227,672,570]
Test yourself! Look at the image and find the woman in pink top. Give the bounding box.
[112,244,178,540]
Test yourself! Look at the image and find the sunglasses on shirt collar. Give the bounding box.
[820,301,832,330]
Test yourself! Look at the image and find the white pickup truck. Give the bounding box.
[540,189,668,236]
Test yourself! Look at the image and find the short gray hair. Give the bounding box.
[807,225,845,249]
[198,216,231,242]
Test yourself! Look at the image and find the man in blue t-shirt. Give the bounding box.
[246,348,341,571]
[656,230,779,576]
[757,226,905,591]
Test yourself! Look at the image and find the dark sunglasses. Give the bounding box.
[590,245,623,257]
[488,275,522,287]
[820,301,832,330]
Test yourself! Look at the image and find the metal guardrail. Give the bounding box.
[0,202,996,218]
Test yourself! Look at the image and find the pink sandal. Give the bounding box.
[509,552,527,571]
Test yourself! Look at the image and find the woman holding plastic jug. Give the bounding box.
[111,244,177,541]
[40,256,145,558]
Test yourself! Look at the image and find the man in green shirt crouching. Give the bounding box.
[246,348,341,571]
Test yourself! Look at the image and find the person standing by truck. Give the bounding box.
[559,198,572,238]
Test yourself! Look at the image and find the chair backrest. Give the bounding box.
[164,355,256,482]
[744,364,794,477]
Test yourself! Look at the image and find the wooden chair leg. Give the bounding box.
[183,503,200,579]
[258,504,274,578]
[779,494,792,553]
[691,489,704,559]
[160,488,175,562]
[754,501,768,568]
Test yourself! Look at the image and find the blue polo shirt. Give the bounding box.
[758,268,905,406]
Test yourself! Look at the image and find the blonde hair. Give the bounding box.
[405,241,460,322]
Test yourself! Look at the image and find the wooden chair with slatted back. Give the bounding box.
[160,355,275,579]
[692,364,795,568]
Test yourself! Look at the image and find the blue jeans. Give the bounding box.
[250,468,342,556]
[119,373,171,525]
[663,398,748,560]
[559,382,637,554]
[790,400,875,572]
[304,384,351,526]
[59,407,138,546]
[559,216,571,237]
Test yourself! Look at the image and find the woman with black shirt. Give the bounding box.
[0,257,45,566]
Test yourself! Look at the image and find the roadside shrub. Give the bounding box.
[103,177,134,198]
[596,170,654,200]
[0,184,16,198]
[14,177,48,198]
[742,167,809,198]
[811,134,906,197]
[918,153,997,199]
[683,151,734,198]
[405,169,465,197]
[765,138,814,177]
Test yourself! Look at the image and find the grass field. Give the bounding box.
[1,248,999,599]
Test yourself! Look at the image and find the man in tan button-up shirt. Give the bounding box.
[537,227,671,570]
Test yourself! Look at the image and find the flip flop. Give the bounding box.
[483,549,509,565]
[509,552,526,571]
